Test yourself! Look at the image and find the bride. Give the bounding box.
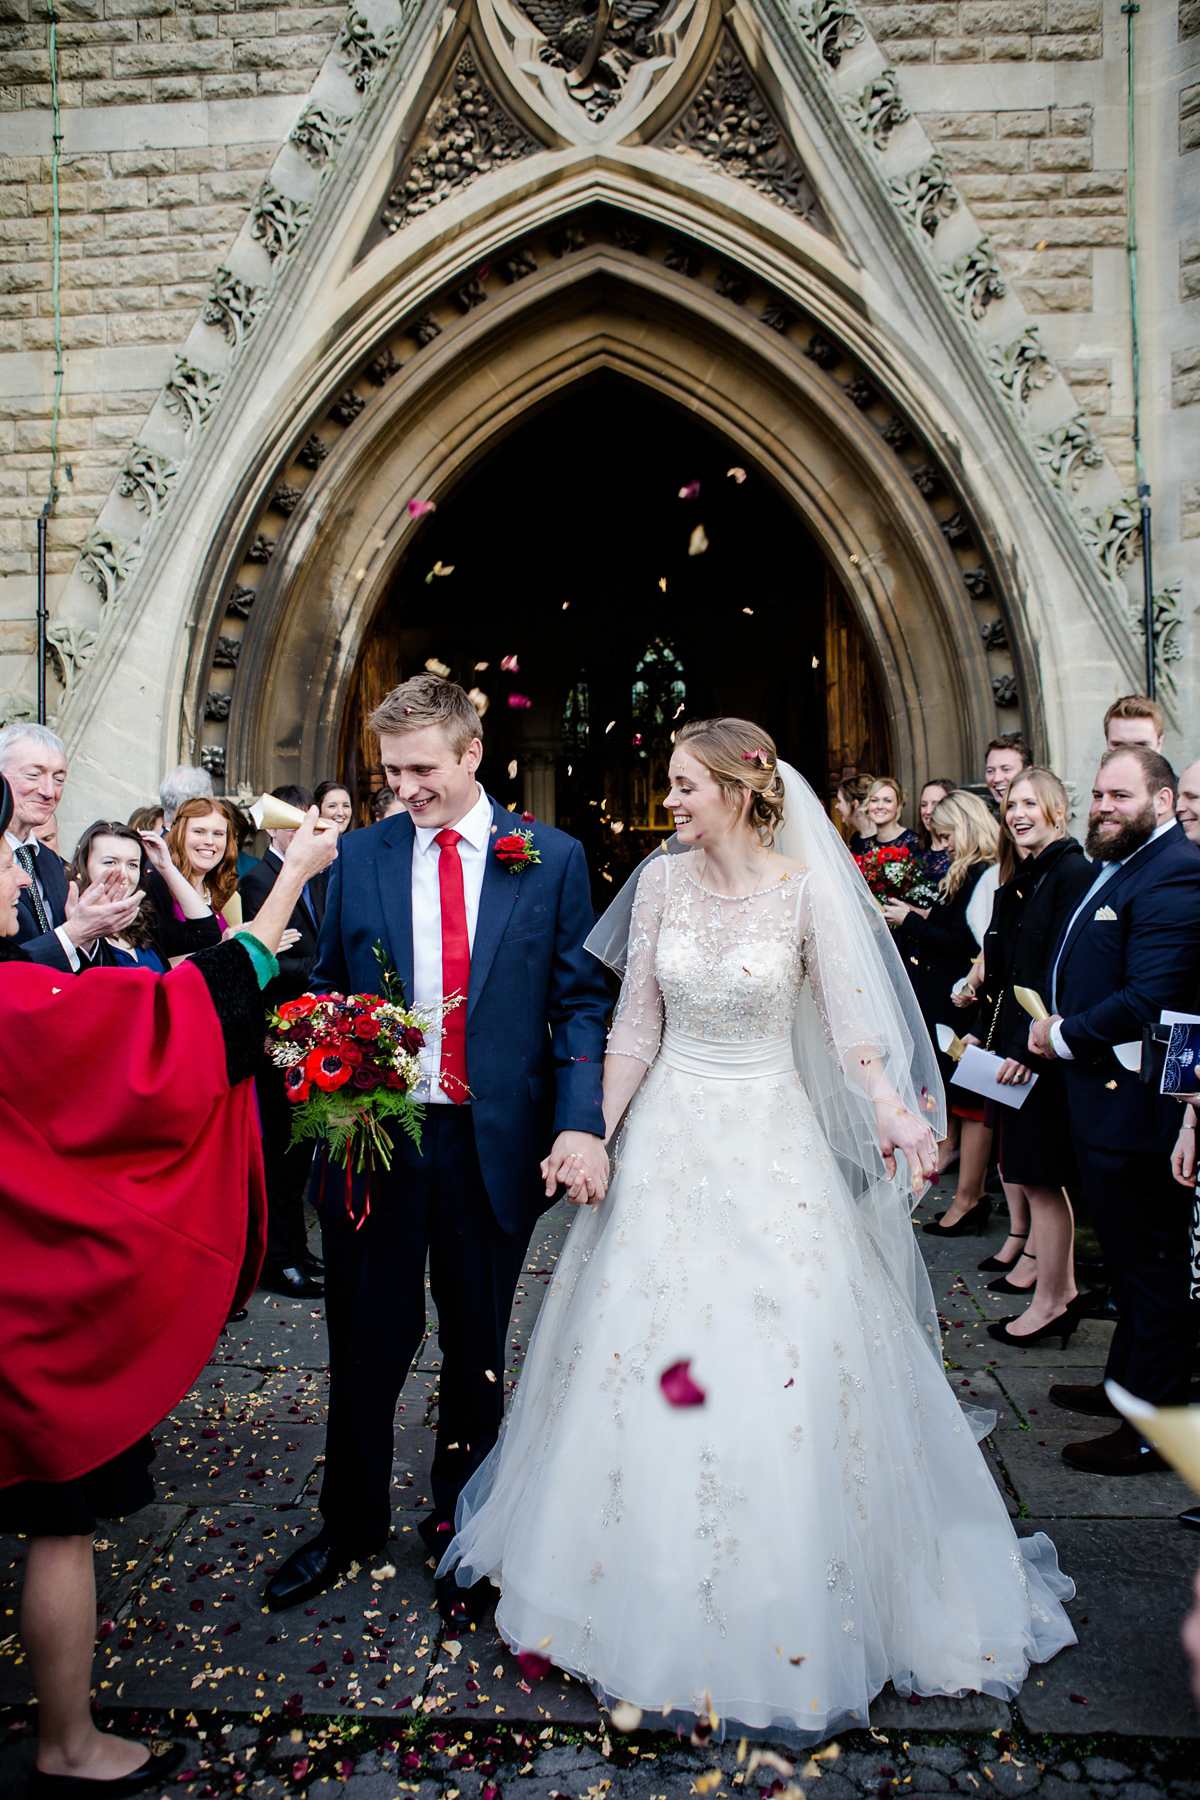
[442,717,1075,1738]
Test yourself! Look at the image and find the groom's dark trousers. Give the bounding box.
[316,1111,529,1547]
[308,798,609,1551]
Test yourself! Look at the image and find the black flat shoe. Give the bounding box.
[922,1198,992,1238]
[259,1264,324,1300]
[435,1570,494,1630]
[301,1251,325,1275]
[978,1234,1028,1273]
[263,1527,369,1611]
[986,1310,1079,1350]
[29,1741,186,1796]
[417,1512,455,1557]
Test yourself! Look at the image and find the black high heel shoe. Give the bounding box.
[986,1309,1080,1350]
[987,1253,1037,1295]
[922,1198,992,1238]
[978,1233,1028,1274]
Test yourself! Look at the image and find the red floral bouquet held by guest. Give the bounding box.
[265,943,453,1224]
[855,840,939,924]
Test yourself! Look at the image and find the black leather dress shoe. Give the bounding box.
[1072,1285,1119,1320]
[301,1251,325,1275]
[435,1570,494,1629]
[417,1512,455,1558]
[263,1528,367,1611]
[1048,1381,1117,1418]
[1061,1423,1168,1475]
[259,1264,324,1300]
[29,1741,186,1796]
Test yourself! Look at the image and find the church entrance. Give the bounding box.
[340,379,888,896]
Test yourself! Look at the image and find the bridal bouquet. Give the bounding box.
[265,947,449,1217]
[854,841,939,923]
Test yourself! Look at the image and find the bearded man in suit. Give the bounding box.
[263,677,610,1618]
[1029,746,1200,1473]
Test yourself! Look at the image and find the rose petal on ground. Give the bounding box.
[370,1564,396,1581]
[517,1651,552,1681]
[688,524,709,556]
[660,1360,706,1406]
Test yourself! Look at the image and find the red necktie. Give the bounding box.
[434,828,470,1103]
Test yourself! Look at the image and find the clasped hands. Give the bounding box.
[541,1130,609,1207]
[1026,1016,1062,1060]
[874,1098,937,1193]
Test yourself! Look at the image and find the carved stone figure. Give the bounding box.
[517,0,671,122]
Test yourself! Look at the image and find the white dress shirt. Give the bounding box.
[410,784,494,1102]
[1048,818,1176,1060]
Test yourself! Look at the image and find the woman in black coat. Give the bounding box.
[976,769,1096,1348]
[884,790,1001,1236]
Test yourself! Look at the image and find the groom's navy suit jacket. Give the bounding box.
[311,797,610,1232]
[1052,820,1200,1154]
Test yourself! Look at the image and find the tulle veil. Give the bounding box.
[584,760,949,1359]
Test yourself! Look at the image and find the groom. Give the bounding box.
[264,675,610,1614]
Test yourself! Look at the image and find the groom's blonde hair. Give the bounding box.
[675,717,787,846]
[368,674,483,759]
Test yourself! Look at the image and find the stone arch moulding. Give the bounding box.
[198,228,1021,806]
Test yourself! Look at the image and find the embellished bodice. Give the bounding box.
[608,856,813,1062]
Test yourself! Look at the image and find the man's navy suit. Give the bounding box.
[12,837,74,972]
[309,797,609,1547]
[1052,821,1200,1407]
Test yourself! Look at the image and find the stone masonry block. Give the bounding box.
[198,72,256,98]
[104,310,182,344]
[1172,348,1200,408]
[231,35,328,70]
[955,173,1014,200]
[861,5,958,39]
[889,38,934,59]
[79,78,154,102]
[1015,275,1092,310]
[159,281,209,307]
[1046,0,1103,27]
[0,294,35,317]
[1183,263,1200,302]
[1011,172,1066,197]
[257,66,322,93]
[86,177,148,209]
[109,149,173,177]
[1033,32,1102,57]
[113,40,230,76]
[55,20,138,44]
[1049,106,1092,135]
[275,7,344,36]
[919,111,998,139]
[1030,139,1092,169]
[174,147,225,171]
[222,143,274,168]
[148,175,200,205]
[1068,170,1125,196]
[1182,83,1200,153]
[1182,484,1200,538]
[984,34,1032,57]
[56,46,114,80]
[93,284,162,311]
[1041,212,1124,242]
[97,209,170,239]
[996,109,1048,136]
[937,141,1026,171]
[153,74,203,98]
[961,2,1042,32]
[197,170,259,203]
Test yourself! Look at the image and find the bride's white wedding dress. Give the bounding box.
[445,855,1075,1737]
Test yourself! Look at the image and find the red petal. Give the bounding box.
[660,1359,706,1407]
[517,1651,553,1681]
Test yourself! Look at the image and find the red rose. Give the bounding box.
[305,1048,353,1091]
[494,834,529,863]
[351,1065,383,1091]
[354,1015,382,1039]
[399,1025,425,1054]
[386,1071,407,1090]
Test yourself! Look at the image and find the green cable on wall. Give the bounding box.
[45,0,64,507]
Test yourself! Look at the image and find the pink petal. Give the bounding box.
[660,1359,706,1407]
[678,480,700,500]
[507,693,532,709]
[500,654,520,672]
[407,498,436,518]
[517,1650,553,1681]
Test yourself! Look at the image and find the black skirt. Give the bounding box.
[997,1064,1077,1189]
[0,1436,155,1537]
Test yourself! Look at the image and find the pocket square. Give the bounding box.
[1093,904,1117,921]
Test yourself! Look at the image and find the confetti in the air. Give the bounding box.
[407,498,436,518]
[468,687,489,715]
[678,480,700,500]
[500,654,520,672]
[507,760,518,779]
[424,657,451,678]
[508,693,532,709]
[425,561,455,583]
[688,524,709,556]
[660,1359,706,1407]
[727,466,746,483]
[742,607,754,615]
[610,1701,643,1732]
[659,577,667,592]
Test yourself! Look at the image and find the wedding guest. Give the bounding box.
[159,763,213,829]
[371,785,404,823]
[1104,694,1164,753]
[885,791,1000,1236]
[1,723,140,973]
[127,804,164,838]
[1028,747,1200,1473]
[34,815,64,865]
[239,785,326,1300]
[984,734,1032,812]
[973,772,1094,1345]
[1170,1098,1200,1532]
[314,780,355,834]
[0,778,338,1795]
[67,822,165,972]
[918,777,958,879]
[833,773,874,853]
[864,777,923,856]
[148,797,237,964]
[1177,760,1200,846]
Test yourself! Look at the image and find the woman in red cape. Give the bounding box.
[0,779,338,1797]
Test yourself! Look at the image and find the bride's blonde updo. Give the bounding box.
[674,717,787,847]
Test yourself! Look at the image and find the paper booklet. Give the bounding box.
[950,1044,1038,1110]
[1160,1018,1200,1099]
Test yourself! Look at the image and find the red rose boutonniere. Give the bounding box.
[495,829,541,874]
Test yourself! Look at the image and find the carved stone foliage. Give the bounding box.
[213,635,241,668]
[979,617,1008,651]
[271,485,303,516]
[889,153,958,238]
[251,184,313,263]
[204,690,232,721]
[938,242,1007,322]
[79,530,140,607]
[659,43,828,232]
[337,4,400,94]
[379,47,538,237]
[501,248,538,281]
[367,347,402,384]
[290,101,353,167]
[200,743,227,779]
[963,566,992,600]
[1034,414,1104,492]
[517,0,672,123]
[226,584,257,618]
[0,688,35,728]
[297,434,330,469]
[986,324,1052,407]
[202,268,265,354]
[992,674,1018,708]
[45,621,98,694]
[163,358,224,432]
[116,447,177,522]
[412,315,441,346]
[794,0,866,69]
[245,533,275,563]
[1081,497,1142,589]
[1130,578,1184,700]
[841,70,910,151]
[330,390,367,425]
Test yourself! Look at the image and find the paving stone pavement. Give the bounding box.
[2,1198,1199,1800]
